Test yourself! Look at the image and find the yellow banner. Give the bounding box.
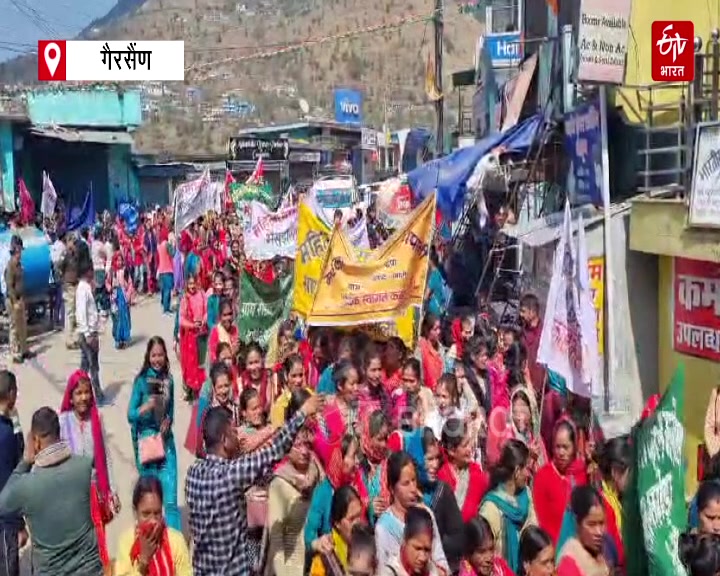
[588,256,604,355]
[293,201,416,346]
[293,202,330,317]
[307,194,436,326]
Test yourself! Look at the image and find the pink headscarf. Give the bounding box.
[60,370,111,503]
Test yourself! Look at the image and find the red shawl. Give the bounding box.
[418,337,444,392]
[325,442,369,512]
[130,522,174,576]
[451,318,465,360]
[437,461,489,522]
[60,370,111,506]
[532,458,588,543]
[382,369,403,396]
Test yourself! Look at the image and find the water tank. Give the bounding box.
[0,227,51,301]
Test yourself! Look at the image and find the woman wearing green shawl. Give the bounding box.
[480,438,537,573]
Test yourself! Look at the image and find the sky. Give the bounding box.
[0,0,117,62]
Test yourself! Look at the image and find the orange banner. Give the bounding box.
[307,194,436,326]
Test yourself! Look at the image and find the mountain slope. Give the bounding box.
[0,0,484,155]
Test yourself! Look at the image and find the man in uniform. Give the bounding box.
[59,234,80,349]
[4,235,28,364]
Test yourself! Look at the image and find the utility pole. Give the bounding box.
[433,0,444,157]
[383,89,390,170]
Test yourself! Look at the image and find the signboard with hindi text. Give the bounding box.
[244,201,298,260]
[306,194,435,326]
[239,271,293,348]
[673,257,720,361]
[689,121,720,227]
[588,256,604,355]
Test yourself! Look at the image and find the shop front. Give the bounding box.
[630,195,720,496]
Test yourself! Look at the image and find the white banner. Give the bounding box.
[537,201,598,398]
[244,201,298,260]
[173,170,223,235]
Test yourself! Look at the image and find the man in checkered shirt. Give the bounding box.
[186,393,324,575]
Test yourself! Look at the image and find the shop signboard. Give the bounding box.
[228,137,289,161]
[486,32,524,67]
[334,88,363,124]
[576,0,632,84]
[674,257,720,362]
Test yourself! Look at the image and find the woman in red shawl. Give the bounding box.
[242,342,273,413]
[532,417,588,544]
[58,370,119,571]
[438,417,489,522]
[417,313,446,393]
[448,314,476,369]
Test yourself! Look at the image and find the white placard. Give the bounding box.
[689,121,720,227]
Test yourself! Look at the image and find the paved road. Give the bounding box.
[11,295,194,571]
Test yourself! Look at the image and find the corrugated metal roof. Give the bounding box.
[29,126,134,145]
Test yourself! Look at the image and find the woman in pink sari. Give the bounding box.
[317,359,360,464]
[418,313,445,393]
[207,298,239,365]
[486,385,546,471]
[179,274,207,401]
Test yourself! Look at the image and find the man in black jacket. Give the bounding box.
[0,370,25,576]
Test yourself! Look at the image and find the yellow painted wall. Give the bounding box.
[622,0,720,122]
[658,256,720,498]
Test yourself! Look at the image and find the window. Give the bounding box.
[487,0,521,34]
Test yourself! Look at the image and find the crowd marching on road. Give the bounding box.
[0,192,713,576]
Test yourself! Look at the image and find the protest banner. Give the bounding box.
[624,365,687,576]
[239,271,293,348]
[229,182,276,229]
[244,201,298,260]
[173,169,221,234]
[293,201,415,346]
[306,194,435,326]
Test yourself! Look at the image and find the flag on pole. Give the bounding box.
[41,171,57,219]
[424,53,442,102]
[17,178,35,226]
[576,212,600,397]
[537,201,596,397]
[247,157,265,185]
[224,170,236,212]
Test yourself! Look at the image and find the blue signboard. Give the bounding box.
[486,32,523,68]
[334,88,363,124]
[564,100,603,207]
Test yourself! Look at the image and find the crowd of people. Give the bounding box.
[0,200,717,576]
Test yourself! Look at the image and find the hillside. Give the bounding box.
[0,0,484,155]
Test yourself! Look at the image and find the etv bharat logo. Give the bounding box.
[652,21,694,82]
[657,23,688,63]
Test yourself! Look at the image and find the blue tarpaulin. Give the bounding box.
[407,113,544,220]
[66,189,95,232]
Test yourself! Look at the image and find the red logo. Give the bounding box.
[37,40,66,81]
[652,21,694,82]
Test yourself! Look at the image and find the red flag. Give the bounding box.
[17,178,35,226]
[547,0,558,14]
[224,170,236,212]
[246,157,264,184]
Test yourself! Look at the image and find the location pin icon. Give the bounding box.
[44,43,61,78]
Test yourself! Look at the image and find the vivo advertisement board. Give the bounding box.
[486,32,523,67]
[334,88,363,124]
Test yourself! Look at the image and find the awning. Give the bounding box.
[29,126,134,145]
[505,201,631,247]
